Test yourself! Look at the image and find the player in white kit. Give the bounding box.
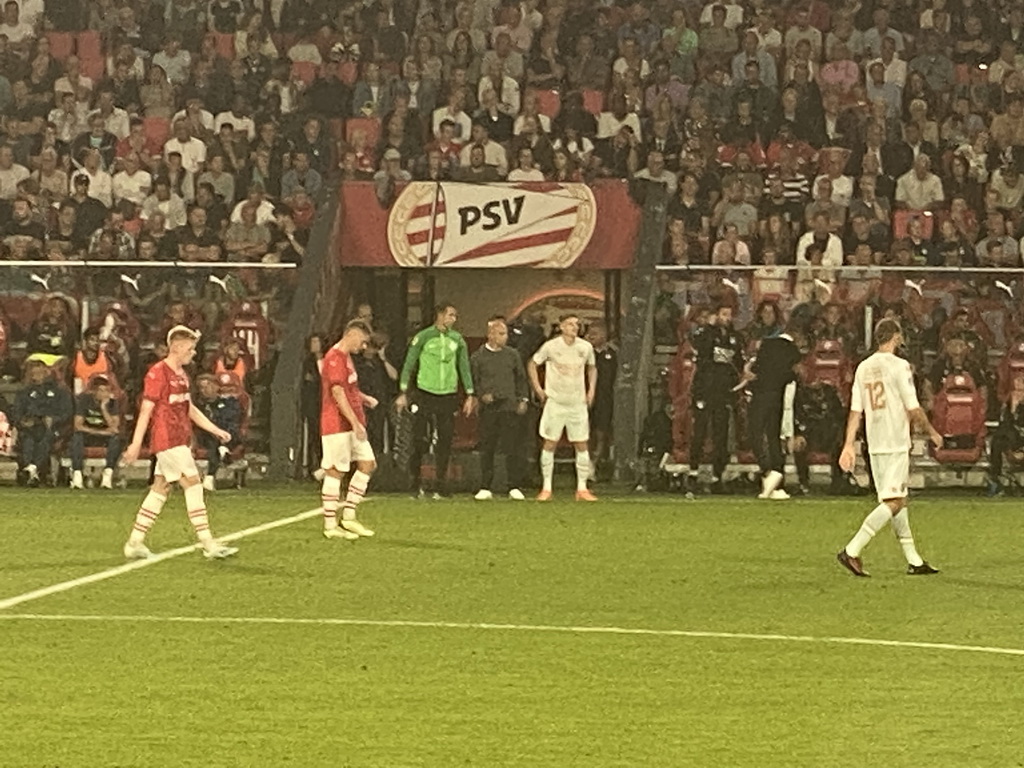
[528,314,598,501]
[837,319,942,577]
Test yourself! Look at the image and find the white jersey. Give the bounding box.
[532,336,596,405]
[850,351,920,454]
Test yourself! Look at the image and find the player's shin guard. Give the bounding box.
[891,508,924,566]
[845,503,892,558]
[184,483,214,544]
[129,490,167,544]
[321,474,342,529]
[540,449,555,492]
[341,470,370,521]
[575,450,591,491]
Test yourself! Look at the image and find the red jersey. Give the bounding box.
[320,346,365,435]
[142,360,194,452]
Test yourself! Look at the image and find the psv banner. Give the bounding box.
[338,181,640,269]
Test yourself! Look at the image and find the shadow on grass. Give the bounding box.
[376,538,471,552]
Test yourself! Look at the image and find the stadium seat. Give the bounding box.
[79,54,105,82]
[345,117,381,150]
[142,117,171,153]
[46,31,76,60]
[997,340,1024,402]
[76,30,101,59]
[892,209,935,240]
[213,33,235,61]
[220,302,270,370]
[804,339,853,404]
[536,90,561,119]
[582,89,604,116]
[930,372,987,464]
[667,342,696,463]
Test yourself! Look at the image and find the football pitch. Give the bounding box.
[1,487,1023,767]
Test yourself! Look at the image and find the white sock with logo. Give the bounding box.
[540,450,555,492]
[575,451,591,491]
[845,503,892,558]
[891,508,924,566]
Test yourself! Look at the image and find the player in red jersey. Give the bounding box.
[120,326,239,560]
[319,320,377,540]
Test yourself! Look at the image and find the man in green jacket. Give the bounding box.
[396,302,476,497]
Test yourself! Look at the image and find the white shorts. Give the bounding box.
[869,451,909,502]
[154,445,200,483]
[321,431,375,472]
[539,400,590,443]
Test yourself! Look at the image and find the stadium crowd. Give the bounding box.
[1,0,1024,492]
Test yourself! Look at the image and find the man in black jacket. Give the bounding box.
[792,378,847,494]
[747,326,804,499]
[470,318,529,501]
[13,359,73,486]
[689,305,744,491]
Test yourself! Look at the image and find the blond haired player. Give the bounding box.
[121,326,238,560]
[837,319,942,577]
[528,314,598,501]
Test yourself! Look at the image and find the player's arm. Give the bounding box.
[457,337,476,416]
[909,407,943,448]
[189,402,231,443]
[332,384,366,440]
[122,398,155,464]
[527,358,545,403]
[838,407,862,473]
[896,362,942,448]
[586,364,597,407]
[395,331,425,409]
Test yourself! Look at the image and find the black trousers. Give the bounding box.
[17,424,53,471]
[793,426,842,486]
[478,404,524,491]
[748,391,784,475]
[409,392,457,493]
[990,430,1024,479]
[690,396,731,478]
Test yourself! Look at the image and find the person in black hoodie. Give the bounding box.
[746,323,804,499]
[13,359,73,486]
[688,304,744,491]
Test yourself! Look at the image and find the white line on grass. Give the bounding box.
[1,612,1023,659]
[0,508,322,612]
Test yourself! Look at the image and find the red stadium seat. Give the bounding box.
[930,372,987,464]
[582,89,604,116]
[345,117,381,149]
[76,31,102,59]
[142,117,171,153]
[667,342,696,463]
[213,33,235,61]
[79,54,105,82]
[997,340,1024,402]
[220,302,271,370]
[892,209,935,240]
[536,89,561,119]
[46,31,76,59]
[805,339,853,404]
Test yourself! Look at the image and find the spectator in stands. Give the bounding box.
[796,212,843,266]
[508,146,545,182]
[141,177,188,231]
[12,359,72,486]
[924,337,987,411]
[987,376,1024,496]
[224,202,271,262]
[195,372,242,491]
[792,375,848,495]
[69,373,121,490]
[3,196,44,254]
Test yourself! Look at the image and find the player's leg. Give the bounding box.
[321,433,358,540]
[987,429,1009,495]
[568,404,596,500]
[70,431,86,488]
[407,395,429,496]
[339,435,376,537]
[432,394,457,497]
[838,453,899,577]
[885,452,937,574]
[169,446,237,559]
[793,435,811,492]
[689,399,709,483]
[756,396,786,498]
[709,398,730,486]
[124,473,171,559]
[537,401,563,499]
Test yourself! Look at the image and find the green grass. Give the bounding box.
[2,487,1024,767]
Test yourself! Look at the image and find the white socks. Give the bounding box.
[184,483,214,544]
[892,508,924,566]
[540,450,555,492]
[575,451,591,491]
[129,490,167,544]
[321,474,341,528]
[342,470,370,521]
[845,503,892,558]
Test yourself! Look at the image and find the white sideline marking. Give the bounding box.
[1,612,1023,658]
[0,508,322,611]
